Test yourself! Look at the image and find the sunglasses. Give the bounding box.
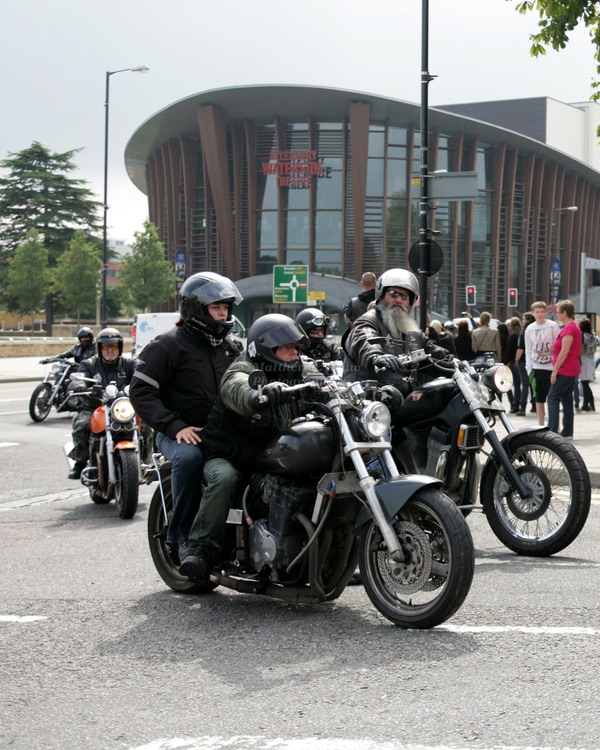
[386,290,411,301]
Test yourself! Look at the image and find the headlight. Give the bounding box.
[359,401,391,438]
[483,364,513,393]
[105,384,119,400]
[111,397,135,423]
[50,363,62,375]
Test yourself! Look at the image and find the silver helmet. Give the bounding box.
[375,269,419,304]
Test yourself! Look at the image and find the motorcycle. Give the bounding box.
[146,372,475,629]
[29,358,78,422]
[62,375,145,519]
[386,351,591,556]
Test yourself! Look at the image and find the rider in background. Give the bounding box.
[295,307,340,362]
[45,327,96,364]
[66,327,136,479]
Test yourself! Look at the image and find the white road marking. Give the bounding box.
[0,615,48,623]
[0,442,18,447]
[439,625,599,635]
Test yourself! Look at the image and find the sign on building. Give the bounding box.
[273,265,309,304]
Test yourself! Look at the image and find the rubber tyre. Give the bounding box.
[114,451,139,519]
[359,487,475,629]
[481,430,591,556]
[29,383,53,422]
[147,478,215,594]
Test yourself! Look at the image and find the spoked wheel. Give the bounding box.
[481,430,591,556]
[359,488,474,629]
[147,478,215,594]
[29,384,53,422]
[114,451,139,519]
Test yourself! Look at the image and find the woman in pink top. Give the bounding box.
[547,299,582,438]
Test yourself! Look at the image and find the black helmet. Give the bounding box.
[179,271,243,339]
[246,314,308,383]
[375,268,419,305]
[295,308,329,337]
[96,327,123,358]
[77,326,94,343]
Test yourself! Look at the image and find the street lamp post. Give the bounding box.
[550,205,578,305]
[102,65,149,327]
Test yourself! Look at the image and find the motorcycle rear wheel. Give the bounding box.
[359,488,474,629]
[114,451,139,519]
[29,383,53,422]
[481,430,591,556]
[147,477,216,594]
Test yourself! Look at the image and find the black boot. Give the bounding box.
[68,461,86,480]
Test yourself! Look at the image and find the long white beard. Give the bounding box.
[380,303,420,339]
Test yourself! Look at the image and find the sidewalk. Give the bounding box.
[3,356,599,486]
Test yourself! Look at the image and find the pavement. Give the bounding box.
[3,355,599,488]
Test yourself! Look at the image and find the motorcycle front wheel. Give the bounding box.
[481,430,591,556]
[114,451,139,519]
[147,477,216,594]
[359,488,475,629]
[29,383,53,422]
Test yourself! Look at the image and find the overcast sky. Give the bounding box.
[1,0,597,243]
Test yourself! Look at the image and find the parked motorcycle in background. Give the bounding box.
[62,375,145,519]
[147,371,475,629]
[29,358,78,422]
[388,351,591,556]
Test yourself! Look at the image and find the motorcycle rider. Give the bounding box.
[67,327,136,479]
[42,327,96,364]
[179,313,318,583]
[129,272,242,560]
[295,307,340,362]
[342,268,450,394]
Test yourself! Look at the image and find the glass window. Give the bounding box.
[315,211,342,248]
[368,130,385,158]
[386,160,407,197]
[316,167,342,209]
[366,159,384,197]
[258,212,278,249]
[286,250,309,265]
[388,127,407,146]
[286,187,310,210]
[285,211,309,248]
[315,249,342,274]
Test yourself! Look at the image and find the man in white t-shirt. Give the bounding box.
[524,301,560,426]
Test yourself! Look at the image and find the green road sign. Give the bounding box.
[273,265,309,303]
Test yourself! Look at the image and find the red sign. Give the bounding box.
[262,150,332,189]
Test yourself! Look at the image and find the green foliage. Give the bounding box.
[6,231,51,316]
[119,220,178,312]
[53,230,102,322]
[514,1,600,98]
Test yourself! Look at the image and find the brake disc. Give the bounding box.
[500,464,552,521]
[378,521,433,594]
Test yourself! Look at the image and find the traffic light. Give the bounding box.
[508,288,518,307]
[466,284,476,306]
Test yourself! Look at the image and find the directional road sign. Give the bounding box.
[273,265,309,304]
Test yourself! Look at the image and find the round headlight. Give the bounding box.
[483,364,513,393]
[359,401,391,438]
[111,397,135,423]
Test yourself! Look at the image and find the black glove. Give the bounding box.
[39,358,55,364]
[378,384,404,409]
[371,354,402,372]
[255,381,296,410]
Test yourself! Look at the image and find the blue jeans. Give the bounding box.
[547,375,576,437]
[188,458,242,555]
[155,432,204,545]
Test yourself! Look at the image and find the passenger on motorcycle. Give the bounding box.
[295,307,340,362]
[67,328,136,479]
[129,272,242,556]
[341,268,450,394]
[179,313,318,583]
[44,327,96,364]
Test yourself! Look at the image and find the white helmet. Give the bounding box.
[375,269,419,304]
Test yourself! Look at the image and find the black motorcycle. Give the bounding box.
[388,351,591,557]
[147,373,475,629]
[29,358,78,422]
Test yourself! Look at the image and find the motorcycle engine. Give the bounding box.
[394,425,450,478]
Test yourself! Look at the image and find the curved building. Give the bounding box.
[125,85,600,322]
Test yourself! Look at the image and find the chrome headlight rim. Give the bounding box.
[359,401,391,439]
[111,397,136,423]
[482,364,513,393]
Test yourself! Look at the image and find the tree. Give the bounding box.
[515,1,600,100]
[6,231,51,326]
[119,220,178,312]
[53,231,102,324]
[0,141,101,332]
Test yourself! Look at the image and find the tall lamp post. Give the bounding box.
[102,65,149,327]
[550,205,578,305]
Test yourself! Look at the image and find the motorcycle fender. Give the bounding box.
[355,474,443,529]
[481,424,549,480]
[90,405,107,434]
[114,441,137,451]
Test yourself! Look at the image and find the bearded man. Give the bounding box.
[341,268,450,394]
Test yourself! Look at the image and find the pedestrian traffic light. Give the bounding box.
[466,285,476,306]
[508,288,518,307]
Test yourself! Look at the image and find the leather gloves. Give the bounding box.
[371,354,402,372]
[250,382,295,410]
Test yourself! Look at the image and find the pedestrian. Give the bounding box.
[429,319,456,355]
[454,319,476,361]
[579,317,597,412]
[514,312,535,415]
[524,301,559,426]
[471,312,502,362]
[547,299,582,439]
[504,317,521,413]
[343,272,376,327]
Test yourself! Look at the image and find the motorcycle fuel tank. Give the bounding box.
[255,419,335,476]
[395,378,456,425]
